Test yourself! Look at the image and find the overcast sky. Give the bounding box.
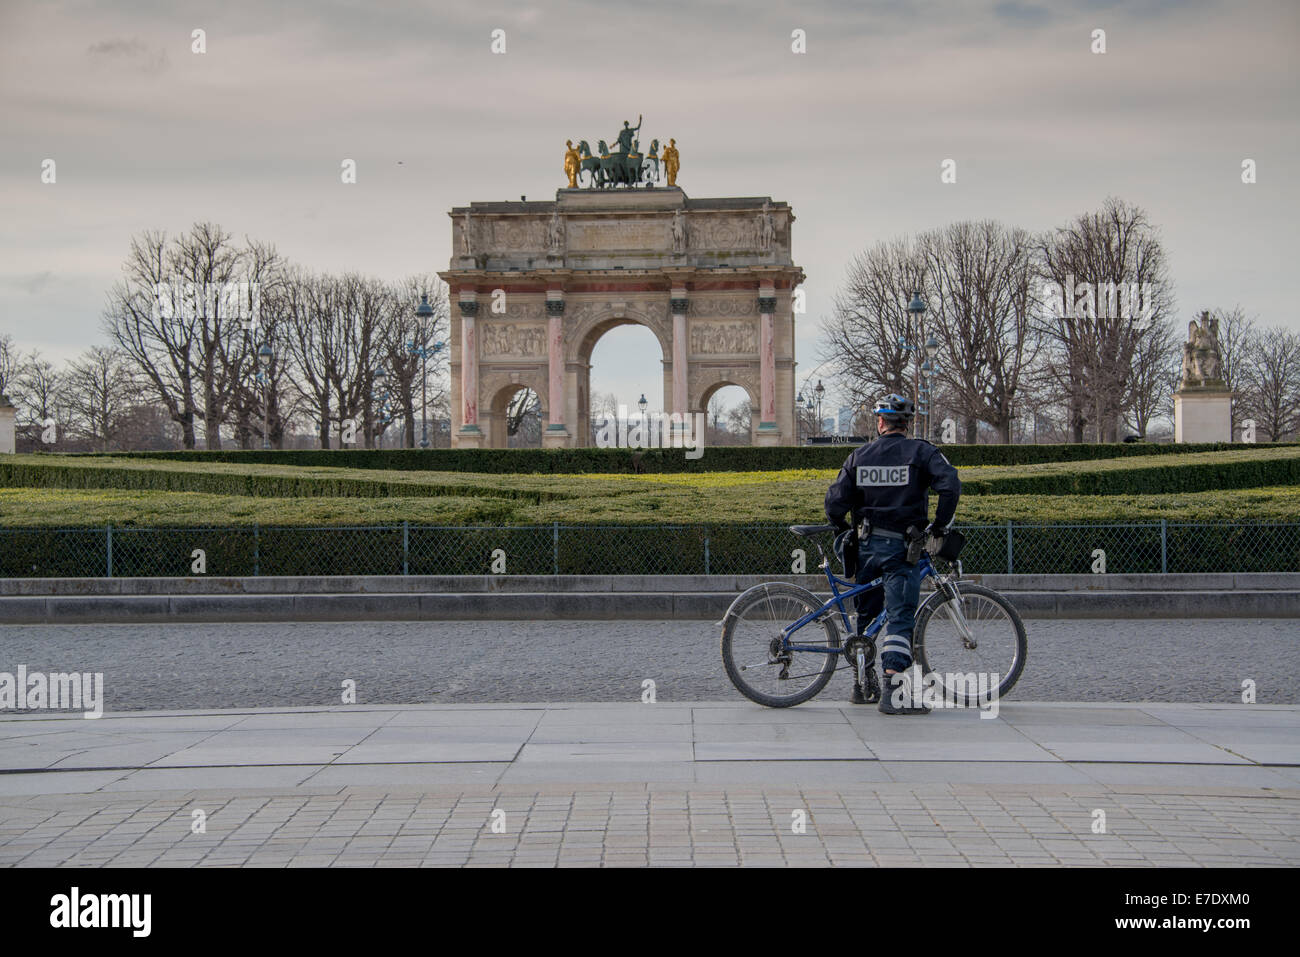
[2,0,1297,414]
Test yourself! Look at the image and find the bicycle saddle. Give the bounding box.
[788,524,839,537]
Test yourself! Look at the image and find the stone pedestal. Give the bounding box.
[456,425,484,449]
[754,425,781,447]
[1174,389,1232,443]
[542,425,570,448]
[0,395,15,454]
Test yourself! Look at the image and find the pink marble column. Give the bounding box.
[672,313,688,415]
[671,286,688,417]
[548,312,564,428]
[757,282,777,431]
[460,304,479,428]
[759,310,776,425]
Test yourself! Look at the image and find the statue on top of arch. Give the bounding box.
[565,114,672,189]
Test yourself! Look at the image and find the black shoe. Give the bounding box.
[878,671,931,715]
[851,683,869,705]
[864,669,881,704]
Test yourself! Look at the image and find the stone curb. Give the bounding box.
[2,571,1297,596]
[1,588,1297,623]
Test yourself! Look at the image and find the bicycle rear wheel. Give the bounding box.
[721,582,841,708]
[913,583,1027,705]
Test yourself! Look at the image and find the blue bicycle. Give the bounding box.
[720,523,1027,708]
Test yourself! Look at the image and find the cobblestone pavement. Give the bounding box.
[0,784,1296,867]
[0,617,1296,709]
[0,701,1296,867]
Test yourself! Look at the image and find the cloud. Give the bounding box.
[992,1,1053,24]
[12,271,54,295]
[85,37,168,73]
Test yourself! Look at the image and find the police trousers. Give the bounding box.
[854,533,922,673]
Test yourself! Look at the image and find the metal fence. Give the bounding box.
[1,522,1298,578]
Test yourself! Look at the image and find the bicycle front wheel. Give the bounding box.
[720,582,841,708]
[913,583,1027,705]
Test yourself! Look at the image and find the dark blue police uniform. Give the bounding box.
[824,433,961,673]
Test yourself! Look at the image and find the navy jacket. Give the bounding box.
[824,432,961,534]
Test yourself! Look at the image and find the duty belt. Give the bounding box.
[852,522,904,538]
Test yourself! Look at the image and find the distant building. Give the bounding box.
[836,406,854,435]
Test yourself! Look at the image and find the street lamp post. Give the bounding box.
[904,290,927,439]
[411,295,445,449]
[256,342,273,450]
[923,334,939,441]
[814,379,825,438]
[795,391,805,445]
[371,366,387,449]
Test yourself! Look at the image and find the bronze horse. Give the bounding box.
[576,138,660,188]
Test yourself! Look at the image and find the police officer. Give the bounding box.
[824,394,961,714]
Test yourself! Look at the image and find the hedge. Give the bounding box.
[3,485,1299,529]
[70,441,1299,474]
[959,451,1300,497]
[0,460,567,504]
[5,449,1298,502]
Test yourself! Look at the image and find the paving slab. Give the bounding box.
[0,700,1296,866]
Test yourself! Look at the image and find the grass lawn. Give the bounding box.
[1,483,1296,528]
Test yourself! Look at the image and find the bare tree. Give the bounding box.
[587,391,618,442]
[1240,326,1300,441]
[1122,320,1178,438]
[103,224,281,449]
[725,400,753,441]
[282,270,348,449]
[1203,306,1257,434]
[506,388,541,446]
[13,352,69,447]
[821,238,928,415]
[1037,197,1176,442]
[920,220,1041,443]
[0,334,19,397]
[380,276,449,448]
[103,229,201,447]
[61,347,139,451]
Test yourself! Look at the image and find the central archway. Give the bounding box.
[576,316,669,446]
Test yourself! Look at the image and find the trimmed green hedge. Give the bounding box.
[6,449,1298,502]
[70,441,1297,474]
[0,461,564,504]
[960,453,1300,497]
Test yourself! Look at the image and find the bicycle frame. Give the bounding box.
[779,550,942,655]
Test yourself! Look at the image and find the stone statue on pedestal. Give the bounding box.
[1173,311,1232,442]
[1179,312,1225,389]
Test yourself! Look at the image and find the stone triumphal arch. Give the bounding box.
[440,186,804,448]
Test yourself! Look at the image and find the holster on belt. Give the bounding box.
[904,525,927,565]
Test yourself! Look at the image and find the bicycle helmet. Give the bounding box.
[871,393,915,421]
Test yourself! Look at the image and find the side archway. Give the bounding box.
[697,378,760,445]
[482,373,548,448]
